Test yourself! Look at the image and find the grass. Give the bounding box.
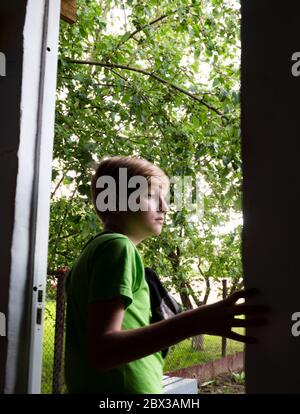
[42,301,244,394]
[164,334,244,372]
[42,300,56,394]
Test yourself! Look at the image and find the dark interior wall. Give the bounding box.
[0,1,27,394]
[242,1,300,393]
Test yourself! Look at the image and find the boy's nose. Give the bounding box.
[159,197,169,212]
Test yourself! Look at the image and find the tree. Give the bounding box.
[48,0,243,345]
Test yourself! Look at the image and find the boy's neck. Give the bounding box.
[103,224,143,246]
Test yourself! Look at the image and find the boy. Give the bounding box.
[64,155,268,394]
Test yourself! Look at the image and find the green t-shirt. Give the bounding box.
[64,231,164,394]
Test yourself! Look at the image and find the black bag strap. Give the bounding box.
[145,267,182,317]
[144,267,182,359]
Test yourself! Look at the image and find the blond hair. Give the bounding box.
[90,155,169,222]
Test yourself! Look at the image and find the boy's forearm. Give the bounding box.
[93,306,207,371]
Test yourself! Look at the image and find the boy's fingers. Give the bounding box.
[230,304,271,316]
[227,331,257,344]
[230,317,268,328]
[226,288,260,304]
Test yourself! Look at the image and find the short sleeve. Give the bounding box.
[88,238,137,309]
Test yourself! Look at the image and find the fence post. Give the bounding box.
[221,279,228,357]
[52,267,67,394]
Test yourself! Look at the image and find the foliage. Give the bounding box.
[49,0,242,305]
[231,370,245,384]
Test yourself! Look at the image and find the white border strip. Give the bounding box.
[5,0,61,394]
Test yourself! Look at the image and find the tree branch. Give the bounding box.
[202,275,211,305]
[125,13,170,42]
[197,261,211,305]
[49,230,80,244]
[118,2,201,45]
[108,68,174,157]
[186,281,202,307]
[65,58,228,119]
[51,174,64,200]
[121,0,128,32]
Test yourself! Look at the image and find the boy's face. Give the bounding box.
[103,177,169,244]
[119,178,169,242]
[135,178,169,237]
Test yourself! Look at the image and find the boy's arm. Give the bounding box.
[87,289,269,372]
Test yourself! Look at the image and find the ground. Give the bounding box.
[198,372,245,394]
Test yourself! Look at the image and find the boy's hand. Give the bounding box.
[195,288,270,343]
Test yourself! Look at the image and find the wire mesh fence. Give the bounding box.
[41,269,244,394]
[42,268,67,394]
[42,299,56,394]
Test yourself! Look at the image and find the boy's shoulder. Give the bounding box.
[85,231,135,253]
[71,232,137,274]
[83,232,143,270]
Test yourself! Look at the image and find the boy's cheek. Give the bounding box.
[138,199,149,211]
